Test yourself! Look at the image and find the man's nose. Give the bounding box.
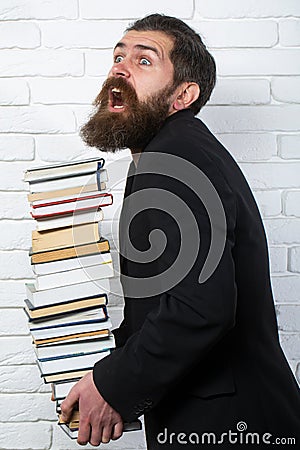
[111,61,130,78]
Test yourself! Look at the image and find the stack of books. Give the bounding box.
[23,157,117,438]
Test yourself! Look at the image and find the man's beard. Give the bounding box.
[80,77,176,153]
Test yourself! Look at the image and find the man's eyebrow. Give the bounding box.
[114,42,161,58]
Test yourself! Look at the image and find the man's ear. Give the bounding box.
[172,82,200,111]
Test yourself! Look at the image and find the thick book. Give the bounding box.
[29,169,108,193]
[35,209,104,232]
[30,306,108,329]
[31,193,113,219]
[43,368,91,383]
[58,411,142,439]
[36,335,115,360]
[28,181,107,203]
[24,294,108,321]
[24,157,105,182]
[34,262,113,291]
[37,349,111,377]
[30,238,110,264]
[31,318,112,341]
[33,329,111,347]
[32,251,112,276]
[32,222,101,253]
[25,277,110,307]
[52,380,79,401]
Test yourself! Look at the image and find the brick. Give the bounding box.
[0,0,78,20]
[0,220,35,250]
[212,49,300,76]
[35,134,88,162]
[280,332,300,360]
[0,393,55,421]
[289,247,300,273]
[239,162,300,189]
[30,77,101,105]
[80,0,193,19]
[193,20,277,48]
[0,309,28,335]
[280,19,300,46]
[0,365,50,393]
[0,281,28,307]
[0,79,29,105]
[42,21,127,49]
[216,133,275,161]
[0,337,35,365]
[0,135,34,161]
[0,106,76,133]
[0,422,52,449]
[85,50,114,77]
[269,247,287,273]
[0,50,83,76]
[278,135,300,159]
[0,162,29,190]
[109,307,124,329]
[106,159,131,191]
[272,275,300,302]
[0,192,30,219]
[102,192,123,221]
[202,106,300,134]
[276,305,300,332]
[0,251,33,279]
[210,79,270,105]
[265,218,300,245]
[296,363,300,384]
[72,104,93,131]
[195,0,300,18]
[284,191,300,216]
[253,190,282,217]
[272,77,300,103]
[0,22,40,48]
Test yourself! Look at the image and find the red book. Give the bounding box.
[31,192,113,219]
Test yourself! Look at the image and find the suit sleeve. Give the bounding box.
[93,143,237,422]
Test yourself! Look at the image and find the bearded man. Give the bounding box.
[61,14,300,449]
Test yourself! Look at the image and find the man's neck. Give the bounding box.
[131,151,141,167]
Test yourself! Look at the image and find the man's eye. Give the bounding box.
[140,58,151,66]
[114,55,124,63]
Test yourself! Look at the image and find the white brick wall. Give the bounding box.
[0,1,299,448]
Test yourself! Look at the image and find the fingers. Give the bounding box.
[77,418,91,446]
[60,386,79,422]
[112,421,123,440]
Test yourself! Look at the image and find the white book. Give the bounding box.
[34,262,113,291]
[36,335,115,360]
[33,252,112,275]
[31,318,112,341]
[52,380,78,400]
[29,307,107,330]
[26,278,110,307]
[37,350,111,376]
[29,169,108,193]
[31,193,112,217]
[35,209,104,231]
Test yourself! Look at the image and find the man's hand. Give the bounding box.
[60,372,123,446]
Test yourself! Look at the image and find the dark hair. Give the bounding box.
[126,14,216,114]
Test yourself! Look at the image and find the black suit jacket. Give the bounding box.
[93,110,300,447]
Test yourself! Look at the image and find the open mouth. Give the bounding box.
[109,88,126,111]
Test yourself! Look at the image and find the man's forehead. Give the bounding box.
[115,30,174,58]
